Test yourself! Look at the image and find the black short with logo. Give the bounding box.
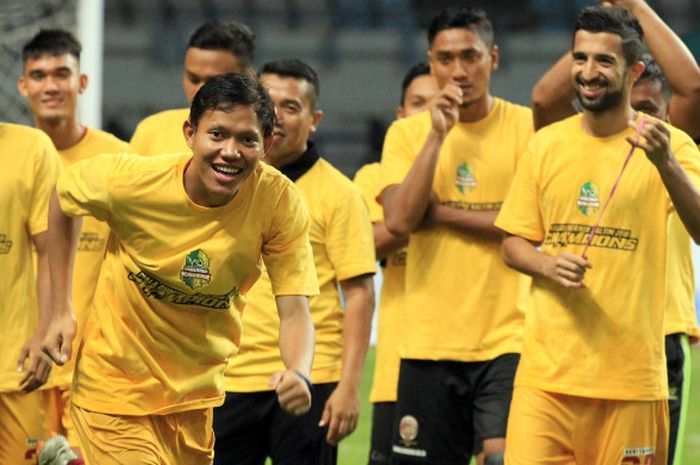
[391,354,519,464]
[212,383,337,465]
[369,402,396,464]
[666,333,688,465]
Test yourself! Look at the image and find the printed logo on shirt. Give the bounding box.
[129,270,238,310]
[576,181,600,216]
[455,163,477,194]
[621,446,655,464]
[544,223,638,251]
[0,234,12,254]
[180,249,212,289]
[78,232,106,252]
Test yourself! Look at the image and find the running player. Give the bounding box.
[530,2,700,462]
[496,6,700,464]
[18,29,130,459]
[0,123,57,463]
[130,19,255,155]
[379,8,533,465]
[214,59,376,465]
[353,62,438,465]
[42,72,318,465]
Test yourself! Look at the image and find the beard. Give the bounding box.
[574,76,625,113]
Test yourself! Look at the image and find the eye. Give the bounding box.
[242,136,257,147]
[209,129,223,139]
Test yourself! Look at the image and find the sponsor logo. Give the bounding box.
[455,163,477,194]
[621,446,655,464]
[0,234,12,254]
[129,270,238,310]
[180,249,212,289]
[399,415,419,446]
[390,248,407,267]
[443,200,502,211]
[577,181,600,216]
[544,223,638,251]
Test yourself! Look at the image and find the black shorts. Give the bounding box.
[212,383,338,465]
[369,402,395,465]
[391,354,519,464]
[666,333,688,465]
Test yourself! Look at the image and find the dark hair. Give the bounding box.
[637,54,672,99]
[189,73,275,138]
[400,62,431,105]
[428,8,494,48]
[260,59,320,109]
[22,29,81,63]
[574,6,644,66]
[188,20,255,69]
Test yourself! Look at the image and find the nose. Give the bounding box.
[581,58,598,81]
[220,138,239,159]
[43,75,60,92]
[451,58,468,81]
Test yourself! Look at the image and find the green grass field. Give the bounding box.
[337,345,700,465]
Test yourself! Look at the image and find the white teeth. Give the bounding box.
[214,165,241,175]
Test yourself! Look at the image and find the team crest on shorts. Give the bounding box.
[576,181,600,216]
[0,234,12,254]
[398,415,419,446]
[455,163,477,194]
[179,249,212,289]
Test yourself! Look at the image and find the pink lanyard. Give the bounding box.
[581,118,645,259]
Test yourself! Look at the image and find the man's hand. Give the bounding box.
[319,383,360,445]
[419,192,442,230]
[430,84,461,137]
[599,0,643,10]
[269,369,312,415]
[17,335,52,393]
[542,252,592,288]
[627,117,673,168]
[41,312,77,366]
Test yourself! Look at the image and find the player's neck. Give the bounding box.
[458,94,494,123]
[581,102,635,138]
[36,116,86,151]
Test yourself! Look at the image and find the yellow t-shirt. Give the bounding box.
[224,155,376,391]
[57,153,319,415]
[664,211,699,338]
[380,99,533,362]
[495,113,700,401]
[130,108,190,156]
[354,162,406,403]
[0,123,58,392]
[53,127,131,389]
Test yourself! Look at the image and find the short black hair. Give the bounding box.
[260,59,320,109]
[22,29,81,63]
[637,54,672,99]
[188,20,255,69]
[428,8,494,48]
[400,62,431,105]
[574,5,644,66]
[189,73,275,138]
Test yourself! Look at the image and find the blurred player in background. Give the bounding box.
[130,19,255,155]
[353,61,438,465]
[215,59,376,465]
[18,29,130,462]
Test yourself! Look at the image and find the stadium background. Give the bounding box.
[2,0,700,463]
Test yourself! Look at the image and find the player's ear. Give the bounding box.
[490,45,500,71]
[396,106,405,119]
[183,119,196,149]
[78,73,88,94]
[17,76,28,97]
[310,110,323,133]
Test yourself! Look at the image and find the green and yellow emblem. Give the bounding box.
[455,162,477,194]
[180,249,212,289]
[576,181,600,217]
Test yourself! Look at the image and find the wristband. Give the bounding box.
[293,370,314,393]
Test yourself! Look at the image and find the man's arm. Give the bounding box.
[270,294,315,416]
[382,84,461,236]
[423,197,502,240]
[629,118,700,243]
[42,189,81,365]
[531,53,577,131]
[501,234,591,288]
[373,222,408,260]
[606,0,700,139]
[319,274,374,445]
[17,232,53,392]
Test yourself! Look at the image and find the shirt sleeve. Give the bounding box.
[27,133,59,236]
[129,118,150,155]
[495,138,546,242]
[353,164,384,223]
[56,152,119,222]
[379,119,418,189]
[325,186,377,281]
[262,181,320,296]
